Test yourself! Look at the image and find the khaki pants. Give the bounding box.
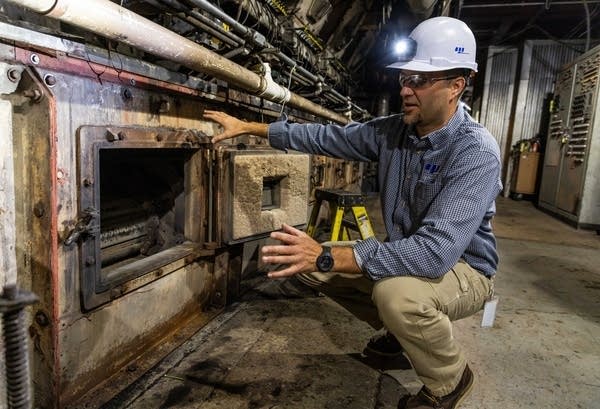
[297,249,493,396]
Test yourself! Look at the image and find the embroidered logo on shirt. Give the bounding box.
[424,163,440,174]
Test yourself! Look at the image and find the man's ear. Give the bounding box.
[451,77,466,100]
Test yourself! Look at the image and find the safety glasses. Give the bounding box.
[399,73,459,90]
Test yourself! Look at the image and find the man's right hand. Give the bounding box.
[203,110,269,143]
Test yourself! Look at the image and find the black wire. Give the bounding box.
[107,41,125,82]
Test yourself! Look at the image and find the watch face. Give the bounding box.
[317,248,334,272]
[318,255,334,271]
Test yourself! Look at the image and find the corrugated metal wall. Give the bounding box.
[479,40,587,192]
[480,47,518,163]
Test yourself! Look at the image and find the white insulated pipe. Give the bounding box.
[9,0,349,124]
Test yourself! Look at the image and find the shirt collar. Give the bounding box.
[408,106,465,150]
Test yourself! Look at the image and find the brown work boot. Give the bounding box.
[398,365,474,409]
[364,331,404,358]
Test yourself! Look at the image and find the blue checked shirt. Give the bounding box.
[268,107,502,280]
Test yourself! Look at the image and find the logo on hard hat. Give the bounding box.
[455,46,469,55]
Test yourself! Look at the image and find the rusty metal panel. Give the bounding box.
[7,67,58,408]
[0,14,368,408]
[0,46,226,407]
[75,125,212,310]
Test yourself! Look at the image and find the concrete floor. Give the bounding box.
[102,196,600,409]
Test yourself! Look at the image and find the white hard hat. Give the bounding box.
[388,16,478,72]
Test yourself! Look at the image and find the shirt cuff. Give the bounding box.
[353,237,381,280]
[267,117,288,151]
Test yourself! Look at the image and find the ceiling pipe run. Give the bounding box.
[188,0,367,116]
[8,0,349,124]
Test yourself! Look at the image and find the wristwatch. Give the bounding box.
[316,245,334,272]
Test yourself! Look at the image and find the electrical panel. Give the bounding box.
[539,44,600,229]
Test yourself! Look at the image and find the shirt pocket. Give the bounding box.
[414,178,442,214]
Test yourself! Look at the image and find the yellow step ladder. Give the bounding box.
[306,188,375,241]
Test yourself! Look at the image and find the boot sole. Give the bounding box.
[451,369,474,409]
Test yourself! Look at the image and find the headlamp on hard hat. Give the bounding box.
[393,38,417,62]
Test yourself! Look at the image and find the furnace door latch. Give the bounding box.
[64,208,100,246]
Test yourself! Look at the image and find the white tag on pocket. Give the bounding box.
[481,296,498,328]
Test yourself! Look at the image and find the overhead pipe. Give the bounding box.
[9,0,349,123]
[154,0,245,47]
[188,0,365,117]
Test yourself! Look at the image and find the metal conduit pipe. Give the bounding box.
[189,0,252,37]
[180,14,240,47]
[10,0,348,123]
[190,0,361,114]
[274,52,349,106]
[290,72,313,87]
[156,0,245,47]
[190,1,335,94]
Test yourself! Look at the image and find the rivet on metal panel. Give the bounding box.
[33,201,45,218]
[34,310,49,327]
[122,88,133,100]
[7,69,21,83]
[30,54,40,65]
[43,74,56,87]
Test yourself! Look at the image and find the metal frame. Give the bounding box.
[77,125,213,310]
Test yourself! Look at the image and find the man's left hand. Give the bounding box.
[262,223,321,278]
